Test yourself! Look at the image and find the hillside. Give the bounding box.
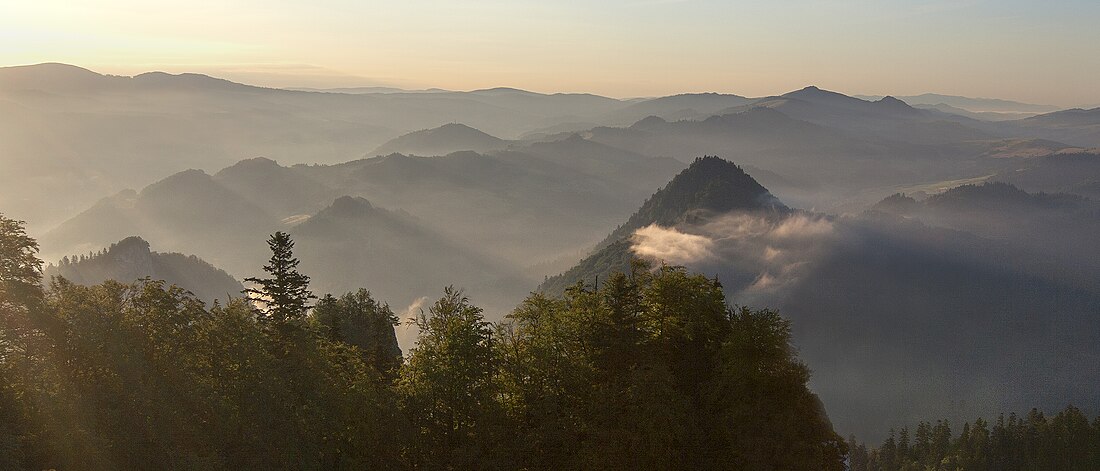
[600,92,755,124]
[369,123,508,156]
[990,151,1100,194]
[291,196,530,313]
[40,169,281,278]
[871,182,1100,289]
[1000,108,1100,147]
[42,140,684,307]
[856,93,1059,114]
[213,157,337,218]
[540,156,786,295]
[44,236,243,304]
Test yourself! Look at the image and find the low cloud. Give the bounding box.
[630,212,837,301]
[396,295,430,356]
[630,224,714,264]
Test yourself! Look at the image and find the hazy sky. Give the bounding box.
[2,0,1098,106]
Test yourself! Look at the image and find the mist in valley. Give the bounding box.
[3,2,1100,468]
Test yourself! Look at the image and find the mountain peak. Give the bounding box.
[664,156,787,213]
[875,95,918,112]
[783,85,854,102]
[370,123,505,156]
[111,236,152,253]
[597,156,786,249]
[325,196,375,215]
[630,115,668,129]
[222,157,281,171]
[0,62,112,92]
[132,71,252,91]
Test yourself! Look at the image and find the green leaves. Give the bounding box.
[2,214,850,470]
[496,261,847,470]
[398,286,506,469]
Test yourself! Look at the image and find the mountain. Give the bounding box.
[213,157,338,218]
[989,152,1100,199]
[0,64,385,230]
[43,141,683,308]
[726,86,994,145]
[369,123,508,156]
[0,62,117,93]
[540,158,1100,440]
[291,196,530,312]
[912,103,1039,121]
[505,134,685,191]
[0,64,638,230]
[540,156,786,295]
[1001,108,1100,147]
[44,236,243,304]
[294,145,683,265]
[595,155,787,248]
[855,93,1060,114]
[601,92,756,124]
[772,213,1100,441]
[4,65,1075,232]
[872,182,1100,289]
[572,87,1089,213]
[40,169,280,277]
[578,107,948,211]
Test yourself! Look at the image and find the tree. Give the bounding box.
[0,214,44,470]
[244,232,314,325]
[0,214,43,313]
[398,287,506,469]
[313,289,402,378]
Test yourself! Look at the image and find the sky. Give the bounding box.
[2,0,1098,106]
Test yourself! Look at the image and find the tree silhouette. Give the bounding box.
[244,232,314,324]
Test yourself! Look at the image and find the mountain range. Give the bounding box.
[10,63,1100,441]
[7,63,1100,232]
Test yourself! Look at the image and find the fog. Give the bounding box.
[623,196,1100,439]
[4,62,1100,443]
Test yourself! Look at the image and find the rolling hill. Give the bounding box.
[44,236,243,304]
[369,123,509,156]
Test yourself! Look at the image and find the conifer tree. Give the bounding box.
[244,232,314,324]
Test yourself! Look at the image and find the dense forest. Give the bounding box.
[0,214,846,470]
[848,406,1100,470]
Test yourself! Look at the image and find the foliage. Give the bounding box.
[313,289,402,378]
[851,406,1100,470]
[1,220,850,470]
[500,260,847,470]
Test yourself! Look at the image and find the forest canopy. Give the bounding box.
[0,215,846,470]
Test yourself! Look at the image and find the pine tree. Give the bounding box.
[244,232,314,324]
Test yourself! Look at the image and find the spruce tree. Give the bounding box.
[244,232,314,324]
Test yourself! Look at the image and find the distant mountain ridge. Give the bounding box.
[370,123,508,156]
[5,62,1095,229]
[855,93,1060,113]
